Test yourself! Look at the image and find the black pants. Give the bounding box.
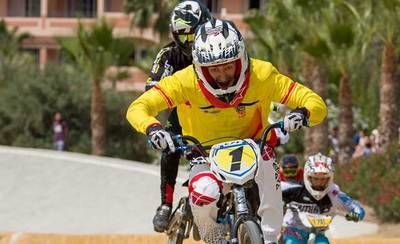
[160,108,182,206]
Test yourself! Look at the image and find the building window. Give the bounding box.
[25,0,40,16]
[78,0,97,17]
[48,0,96,18]
[7,0,40,17]
[249,0,265,10]
[105,0,123,12]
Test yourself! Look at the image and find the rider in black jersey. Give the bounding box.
[146,0,212,232]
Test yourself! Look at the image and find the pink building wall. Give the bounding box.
[0,0,7,16]
[0,0,255,89]
[105,0,123,12]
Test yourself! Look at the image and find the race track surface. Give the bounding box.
[0,146,380,242]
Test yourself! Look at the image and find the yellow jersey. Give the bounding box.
[126,58,327,144]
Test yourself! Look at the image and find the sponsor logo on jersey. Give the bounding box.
[290,202,320,214]
[235,105,246,118]
[206,26,223,36]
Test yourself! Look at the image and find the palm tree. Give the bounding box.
[302,53,329,157]
[251,0,367,163]
[370,1,400,151]
[325,1,367,163]
[258,0,331,156]
[59,19,135,155]
[124,0,178,41]
[244,2,300,77]
[0,20,30,58]
[0,20,31,69]
[291,1,331,157]
[0,20,31,84]
[245,1,331,156]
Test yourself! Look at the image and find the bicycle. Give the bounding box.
[165,122,285,244]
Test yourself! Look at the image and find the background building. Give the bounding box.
[0,0,266,89]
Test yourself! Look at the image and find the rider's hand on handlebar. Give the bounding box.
[276,128,289,145]
[283,107,310,132]
[147,124,176,153]
[345,211,361,222]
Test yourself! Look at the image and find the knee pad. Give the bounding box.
[189,172,222,206]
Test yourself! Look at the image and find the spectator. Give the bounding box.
[352,130,372,159]
[53,112,68,151]
[370,129,382,153]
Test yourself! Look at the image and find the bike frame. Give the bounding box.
[166,121,286,244]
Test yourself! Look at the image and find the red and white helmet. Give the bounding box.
[192,19,249,102]
[304,153,334,200]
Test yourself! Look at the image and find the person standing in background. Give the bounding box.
[53,112,68,151]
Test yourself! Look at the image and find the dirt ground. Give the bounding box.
[360,205,400,238]
[0,233,399,244]
[1,206,398,244]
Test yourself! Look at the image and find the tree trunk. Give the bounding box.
[91,79,106,155]
[302,54,329,156]
[338,71,354,164]
[378,42,399,151]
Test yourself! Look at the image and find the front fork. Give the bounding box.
[230,185,250,244]
[166,197,193,238]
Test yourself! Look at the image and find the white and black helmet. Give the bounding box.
[304,153,334,200]
[170,0,211,55]
[192,18,249,99]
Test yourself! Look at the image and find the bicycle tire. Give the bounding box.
[238,220,263,244]
[167,222,185,244]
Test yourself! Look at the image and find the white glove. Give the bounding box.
[275,128,290,145]
[283,109,308,132]
[148,128,176,153]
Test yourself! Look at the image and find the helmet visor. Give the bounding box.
[308,173,330,191]
[177,33,195,43]
[282,167,298,178]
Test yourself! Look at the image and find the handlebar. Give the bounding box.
[173,135,211,157]
[259,121,285,151]
[172,121,286,157]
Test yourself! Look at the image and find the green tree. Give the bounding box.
[245,0,376,163]
[244,3,300,76]
[370,0,400,150]
[0,62,153,162]
[288,0,331,157]
[59,19,135,155]
[245,0,330,156]
[0,20,30,59]
[124,0,178,41]
[0,19,31,81]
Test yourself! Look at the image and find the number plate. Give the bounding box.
[306,215,332,228]
[210,140,258,173]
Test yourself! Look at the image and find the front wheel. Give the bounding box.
[167,223,185,244]
[238,220,264,244]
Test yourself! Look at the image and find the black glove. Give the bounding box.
[283,107,310,132]
[147,125,175,153]
[345,211,361,222]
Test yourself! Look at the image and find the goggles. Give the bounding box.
[177,33,195,43]
[283,167,298,177]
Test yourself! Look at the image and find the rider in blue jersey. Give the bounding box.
[281,153,365,244]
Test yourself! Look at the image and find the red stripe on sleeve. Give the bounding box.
[154,85,174,108]
[280,82,297,104]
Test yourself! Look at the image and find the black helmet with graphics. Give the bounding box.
[170,0,212,56]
